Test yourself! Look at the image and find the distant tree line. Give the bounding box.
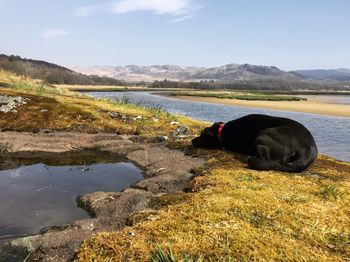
[0,54,126,86]
[151,78,350,91]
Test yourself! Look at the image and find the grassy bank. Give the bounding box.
[77,153,350,261]
[56,84,148,92]
[55,84,181,92]
[1,70,349,261]
[0,70,203,136]
[171,91,307,101]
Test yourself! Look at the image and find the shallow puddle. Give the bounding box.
[0,150,143,239]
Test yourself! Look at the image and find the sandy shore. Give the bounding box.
[174,95,350,117]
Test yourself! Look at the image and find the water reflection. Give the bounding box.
[0,162,143,239]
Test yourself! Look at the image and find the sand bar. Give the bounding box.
[173,95,350,117]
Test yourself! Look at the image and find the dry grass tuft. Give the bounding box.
[76,152,350,261]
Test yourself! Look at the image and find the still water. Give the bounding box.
[0,162,143,239]
[89,92,350,162]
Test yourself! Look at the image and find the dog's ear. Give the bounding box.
[192,122,223,149]
[203,122,223,137]
[210,122,224,134]
[212,122,222,127]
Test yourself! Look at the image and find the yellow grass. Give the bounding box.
[0,70,204,136]
[77,152,350,261]
[1,70,349,261]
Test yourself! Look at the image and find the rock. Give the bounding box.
[128,136,146,143]
[149,136,168,143]
[170,121,179,125]
[0,95,29,113]
[121,115,130,121]
[126,145,205,178]
[172,125,191,137]
[76,189,153,224]
[131,173,194,193]
[41,129,53,133]
[132,116,143,121]
[40,109,48,113]
[0,236,39,262]
[108,111,121,119]
[0,132,206,261]
[76,191,121,217]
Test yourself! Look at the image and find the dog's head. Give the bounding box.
[191,122,223,149]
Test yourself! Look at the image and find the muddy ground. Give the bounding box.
[0,131,205,261]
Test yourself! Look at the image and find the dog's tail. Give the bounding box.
[247,156,315,173]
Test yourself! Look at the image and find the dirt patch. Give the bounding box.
[0,131,205,261]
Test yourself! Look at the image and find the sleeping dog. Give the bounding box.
[192,114,318,173]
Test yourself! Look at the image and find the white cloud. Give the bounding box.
[169,14,193,23]
[77,0,200,22]
[76,4,107,17]
[42,29,72,39]
[112,0,192,15]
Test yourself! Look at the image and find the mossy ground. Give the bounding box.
[76,151,350,261]
[1,70,349,261]
[0,70,204,136]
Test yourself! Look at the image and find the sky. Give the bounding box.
[1,0,350,70]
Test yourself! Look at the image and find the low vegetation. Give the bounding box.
[1,70,349,261]
[152,78,350,91]
[55,84,146,92]
[55,84,180,92]
[0,69,203,136]
[171,90,307,101]
[76,152,350,261]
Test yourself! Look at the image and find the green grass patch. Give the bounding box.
[171,91,307,101]
[318,184,343,200]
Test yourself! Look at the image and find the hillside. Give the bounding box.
[0,54,125,85]
[71,63,301,82]
[293,69,350,81]
[71,63,350,90]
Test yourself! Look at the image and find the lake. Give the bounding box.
[88,92,350,162]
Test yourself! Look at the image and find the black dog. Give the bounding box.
[192,114,318,173]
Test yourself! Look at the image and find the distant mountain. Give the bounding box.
[292,69,350,81]
[2,54,348,90]
[70,63,302,82]
[0,54,125,85]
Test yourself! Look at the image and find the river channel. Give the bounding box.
[88,92,350,162]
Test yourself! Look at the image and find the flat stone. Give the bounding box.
[0,131,206,261]
[132,173,194,193]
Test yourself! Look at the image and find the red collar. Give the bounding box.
[218,123,225,140]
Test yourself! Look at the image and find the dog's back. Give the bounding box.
[221,114,317,172]
[221,114,303,154]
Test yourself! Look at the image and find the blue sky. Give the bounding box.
[1,0,349,70]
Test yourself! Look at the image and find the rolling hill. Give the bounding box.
[0,54,125,85]
[293,69,350,81]
[70,63,302,82]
